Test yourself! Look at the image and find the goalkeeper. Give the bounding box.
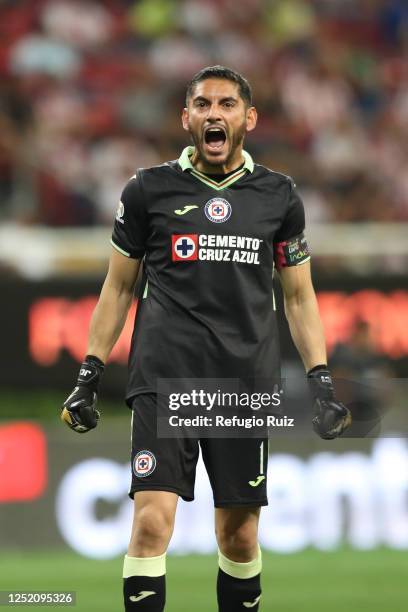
[62,65,351,612]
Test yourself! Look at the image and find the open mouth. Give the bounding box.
[204,127,227,152]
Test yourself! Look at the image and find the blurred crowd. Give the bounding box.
[0,0,407,226]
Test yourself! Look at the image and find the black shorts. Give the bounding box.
[129,394,268,508]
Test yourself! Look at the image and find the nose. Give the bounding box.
[207,103,222,122]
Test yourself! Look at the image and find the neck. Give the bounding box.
[191,148,245,175]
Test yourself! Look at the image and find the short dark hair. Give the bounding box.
[185,65,253,107]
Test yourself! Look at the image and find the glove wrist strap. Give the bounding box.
[77,355,105,388]
[307,365,335,401]
[307,364,328,377]
[85,354,105,369]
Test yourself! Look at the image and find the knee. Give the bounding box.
[129,504,174,556]
[216,521,258,562]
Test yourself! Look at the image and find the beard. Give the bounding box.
[189,119,247,168]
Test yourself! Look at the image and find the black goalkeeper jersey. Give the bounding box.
[111,147,310,400]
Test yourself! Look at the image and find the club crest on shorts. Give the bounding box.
[204,198,231,223]
[133,450,156,478]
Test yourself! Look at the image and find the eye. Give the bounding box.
[223,101,235,108]
[195,100,207,108]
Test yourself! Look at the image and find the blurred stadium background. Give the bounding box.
[1,0,408,610]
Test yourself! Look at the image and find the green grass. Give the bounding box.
[0,549,407,611]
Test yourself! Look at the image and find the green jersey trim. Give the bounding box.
[110,239,130,257]
[178,146,254,191]
[142,280,149,299]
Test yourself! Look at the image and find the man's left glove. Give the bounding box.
[61,355,105,433]
[308,365,352,440]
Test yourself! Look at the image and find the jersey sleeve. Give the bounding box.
[110,173,147,259]
[273,181,310,269]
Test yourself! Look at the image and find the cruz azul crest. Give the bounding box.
[204,198,231,223]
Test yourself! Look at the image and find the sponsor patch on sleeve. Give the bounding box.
[274,233,310,269]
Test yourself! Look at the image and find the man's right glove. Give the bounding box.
[61,355,105,433]
[308,365,352,440]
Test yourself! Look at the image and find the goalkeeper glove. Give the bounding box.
[61,355,104,433]
[308,365,352,440]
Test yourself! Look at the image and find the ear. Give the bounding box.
[245,106,258,133]
[181,107,189,132]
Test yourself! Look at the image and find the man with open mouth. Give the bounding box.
[62,65,351,611]
[183,73,256,173]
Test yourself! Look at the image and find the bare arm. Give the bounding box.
[278,261,326,372]
[87,247,142,363]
